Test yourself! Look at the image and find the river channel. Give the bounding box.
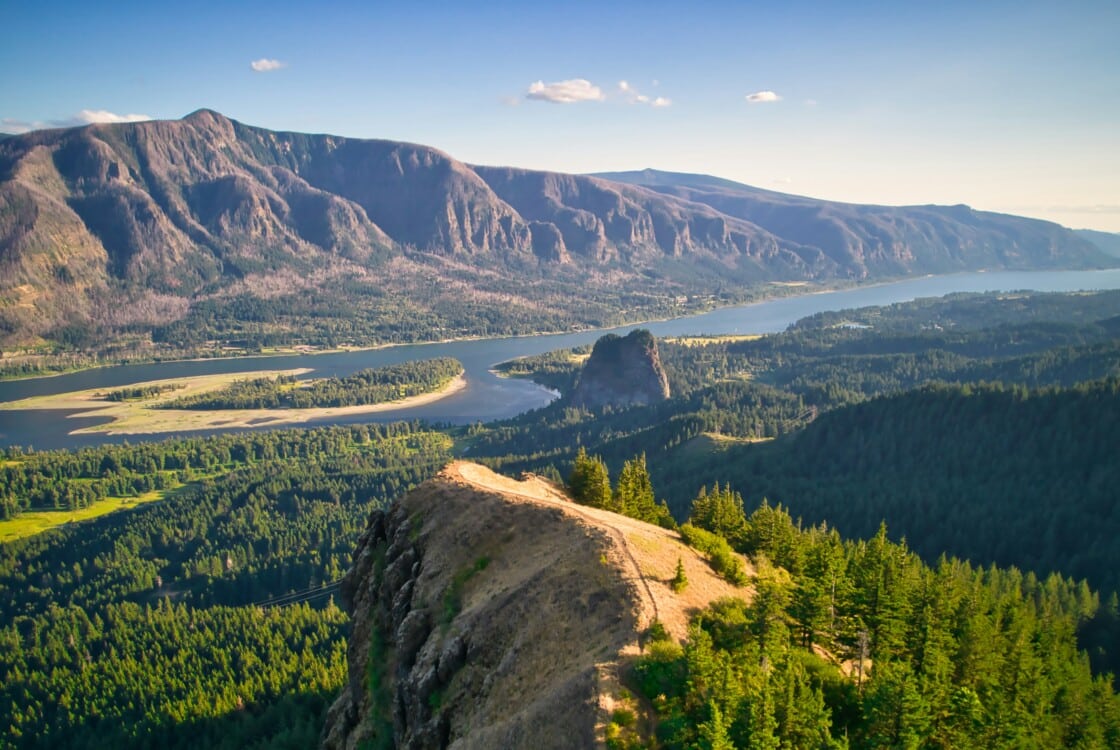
[3,269,1120,450]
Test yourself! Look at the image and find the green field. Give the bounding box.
[0,488,172,543]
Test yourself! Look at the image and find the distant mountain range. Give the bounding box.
[1076,229,1120,258]
[0,110,1112,347]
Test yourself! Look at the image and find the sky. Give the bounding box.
[3,0,1118,231]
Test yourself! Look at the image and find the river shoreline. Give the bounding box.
[4,269,1120,450]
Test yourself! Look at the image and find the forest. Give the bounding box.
[0,423,451,749]
[3,288,1120,748]
[559,464,1120,748]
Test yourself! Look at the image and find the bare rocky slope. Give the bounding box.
[0,111,1111,347]
[321,462,749,750]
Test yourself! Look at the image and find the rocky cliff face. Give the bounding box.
[320,462,747,750]
[0,112,1111,346]
[571,329,670,410]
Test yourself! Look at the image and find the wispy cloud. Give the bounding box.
[618,80,671,108]
[250,58,286,73]
[1,118,41,134]
[746,90,781,103]
[75,110,152,125]
[1,110,152,134]
[526,79,605,104]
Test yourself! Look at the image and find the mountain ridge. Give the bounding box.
[0,111,1110,350]
[321,461,749,749]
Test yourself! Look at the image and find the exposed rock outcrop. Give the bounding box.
[0,111,1112,346]
[570,329,670,410]
[320,462,748,750]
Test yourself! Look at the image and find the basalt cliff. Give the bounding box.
[0,110,1112,348]
[571,329,670,409]
[320,462,749,750]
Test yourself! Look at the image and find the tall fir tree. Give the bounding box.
[567,447,612,509]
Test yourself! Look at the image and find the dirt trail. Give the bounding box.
[443,461,751,641]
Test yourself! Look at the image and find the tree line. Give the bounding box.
[159,358,463,410]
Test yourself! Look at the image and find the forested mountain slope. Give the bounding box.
[475,291,1120,609]
[660,379,1120,595]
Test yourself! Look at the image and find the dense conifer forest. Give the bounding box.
[0,424,451,749]
[3,289,1120,747]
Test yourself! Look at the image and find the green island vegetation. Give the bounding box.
[101,383,185,401]
[157,357,463,410]
[4,289,1120,747]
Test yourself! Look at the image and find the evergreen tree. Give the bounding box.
[672,557,688,592]
[567,447,612,509]
[690,484,750,549]
[615,453,674,526]
[697,700,736,750]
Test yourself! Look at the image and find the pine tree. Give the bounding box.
[672,557,688,592]
[615,453,674,525]
[567,447,612,509]
[690,483,750,549]
[697,700,736,750]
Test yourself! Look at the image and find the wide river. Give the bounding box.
[4,269,1120,450]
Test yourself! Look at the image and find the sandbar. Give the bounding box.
[0,369,467,436]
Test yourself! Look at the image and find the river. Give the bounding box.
[3,269,1120,450]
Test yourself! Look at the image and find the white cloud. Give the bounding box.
[75,110,152,125]
[251,58,286,72]
[1,118,38,134]
[1,110,152,133]
[618,80,671,108]
[526,79,605,104]
[746,90,781,103]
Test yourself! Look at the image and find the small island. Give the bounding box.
[159,357,464,410]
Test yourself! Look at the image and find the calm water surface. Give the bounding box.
[4,269,1120,450]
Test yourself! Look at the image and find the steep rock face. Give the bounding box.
[474,166,829,274]
[0,112,1112,346]
[595,169,1111,279]
[321,462,747,750]
[571,329,670,409]
[321,468,624,749]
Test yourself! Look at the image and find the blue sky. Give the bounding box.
[3,1,1118,231]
